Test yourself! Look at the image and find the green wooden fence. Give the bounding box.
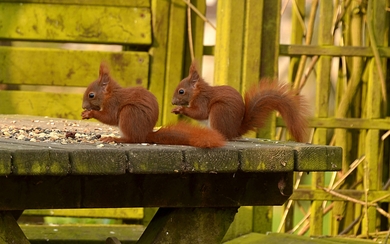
[2,0,390,240]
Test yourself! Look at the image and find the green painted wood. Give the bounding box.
[259,0,280,79]
[279,45,390,57]
[0,212,30,244]
[137,207,238,244]
[291,188,390,203]
[148,0,170,125]
[252,206,272,234]
[0,47,149,87]
[241,0,263,91]
[161,0,187,124]
[238,138,342,172]
[70,147,127,175]
[309,0,333,236]
[222,207,253,241]
[0,150,11,175]
[21,224,145,243]
[224,232,379,244]
[23,208,143,219]
[0,91,84,119]
[0,3,151,44]
[214,0,245,91]
[2,0,150,7]
[362,0,387,235]
[276,117,390,130]
[234,141,294,172]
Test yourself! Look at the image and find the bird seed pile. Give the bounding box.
[0,116,120,146]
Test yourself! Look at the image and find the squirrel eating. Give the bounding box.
[171,62,309,142]
[81,62,225,148]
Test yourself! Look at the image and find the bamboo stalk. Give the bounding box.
[366,0,387,103]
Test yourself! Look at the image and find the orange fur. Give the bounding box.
[172,62,309,142]
[82,62,225,148]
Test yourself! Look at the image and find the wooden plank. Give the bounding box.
[21,224,145,242]
[214,0,245,91]
[362,0,387,234]
[137,207,238,244]
[259,0,280,79]
[280,44,390,57]
[241,0,263,91]
[161,0,187,124]
[0,212,30,244]
[0,47,149,87]
[277,117,390,130]
[23,208,144,219]
[70,147,128,175]
[148,0,170,125]
[0,0,149,7]
[0,3,151,44]
[309,0,333,236]
[0,91,84,119]
[237,138,342,172]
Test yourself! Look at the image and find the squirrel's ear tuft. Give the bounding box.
[189,60,199,74]
[98,62,110,88]
[99,62,110,77]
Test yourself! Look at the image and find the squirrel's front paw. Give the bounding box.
[81,110,93,119]
[171,106,183,114]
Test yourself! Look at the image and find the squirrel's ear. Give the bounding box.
[98,62,110,88]
[189,61,200,88]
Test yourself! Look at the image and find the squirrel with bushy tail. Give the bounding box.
[171,62,309,142]
[81,62,225,148]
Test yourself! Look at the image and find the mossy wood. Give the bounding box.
[224,233,379,244]
[23,208,143,219]
[0,47,149,87]
[2,0,150,7]
[20,225,145,243]
[0,3,151,44]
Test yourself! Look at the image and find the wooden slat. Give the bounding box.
[280,44,390,57]
[214,0,245,91]
[148,0,170,125]
[0,3,151,44]
[276,117,390,130]
[0,91,84,119]
[161,0,187,124]
[0,0,150,7]
[23,208,143,219]
[0,46,149,87]
[21,225,145,243]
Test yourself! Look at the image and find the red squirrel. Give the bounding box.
[81,62,225,148]
[171,63,309,142]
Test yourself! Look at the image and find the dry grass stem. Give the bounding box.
[182,0,216,30]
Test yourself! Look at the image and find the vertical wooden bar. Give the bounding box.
[214,0,245,91]
[241,0,263,91]
[149,0,171,125]
[259,1,281,79]
[287,0,305,83]
[310,0,333,236]
[362,0,387,234]
[257,0,281,141]
[162,0,187,124]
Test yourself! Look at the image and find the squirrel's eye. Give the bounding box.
[178,89,185,95]
[89,92,95,98]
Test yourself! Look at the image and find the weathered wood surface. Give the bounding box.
[0,115,342,209]
[0,3,151,44]
[1,0,150,7]
[0,47,149,87]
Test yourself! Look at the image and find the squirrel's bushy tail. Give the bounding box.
[146,122,225,148]
[239,79,309,142]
